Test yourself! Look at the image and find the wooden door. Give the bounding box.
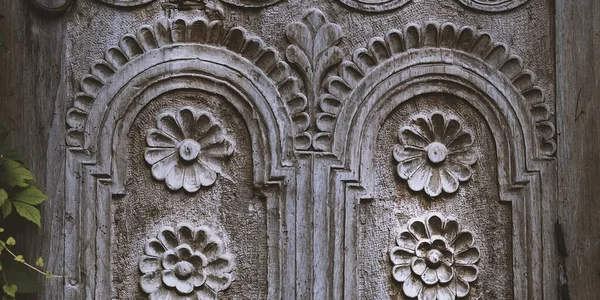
[0,0,597,299]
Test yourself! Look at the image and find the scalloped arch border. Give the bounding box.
[66,17,305,150]
[321,22,555,158]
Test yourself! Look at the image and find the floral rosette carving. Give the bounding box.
[139,223,235,299]
[390,214,480,299]
[393,112,478,197]
[144,107,235,193]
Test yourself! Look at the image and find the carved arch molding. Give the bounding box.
[64,5,555,300]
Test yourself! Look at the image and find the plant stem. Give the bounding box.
[0,241,61,278]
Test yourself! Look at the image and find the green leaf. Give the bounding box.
[12,186,47,206]
[1,202,12,219]
[5,237,14,246]
[35,257,44,268]
[45,271,51,279]
[0,189,7,207]
[2,284,17,297]
[13,255,24,263]
[2,259,41,293]
[12,202,40,227]
[0,160,33,188]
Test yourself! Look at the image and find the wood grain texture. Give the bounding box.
[0,0,66,299]
[556,0,600,298]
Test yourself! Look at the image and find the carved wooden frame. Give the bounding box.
[64,18,297,299]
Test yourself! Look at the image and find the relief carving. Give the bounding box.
[393,112,478,197]
[285,8,344,151]
[390,214,479,299]
[96,0,155,7]
[454,0,529,12]
[220,0,282,7]
[144,107,235,192]
[337,0,411,12]
[139,223,235,299]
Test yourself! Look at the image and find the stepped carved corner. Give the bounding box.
[64,17,296,298]
[328,22,554,299]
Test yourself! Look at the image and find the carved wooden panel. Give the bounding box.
[59,1,556,299]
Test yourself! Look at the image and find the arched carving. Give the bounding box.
[220,0,282,7]
[96,0,155,7]
[337,0,411,12]
[454,0,529,12]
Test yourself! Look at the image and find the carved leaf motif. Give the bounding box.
[390,214,480,299]
[285,9,344,151]
[139,224,235,299]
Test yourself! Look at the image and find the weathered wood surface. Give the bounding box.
[0,0,66,299]
[556,0,600,298]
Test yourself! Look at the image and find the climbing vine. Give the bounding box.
[0,125,59,299]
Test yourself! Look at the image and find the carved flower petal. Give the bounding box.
[402,274,423,298]
[175,244,194,261]
[193,227,211,250]
[201,139,235,158]
[400,127,430,148]
[452,231,475,253]
[205,273,234,291]
[176,279,194,294]
[411,257,427,275]
[415,241,431,258]
[165,162,185,190]
[146,128,179,147]
[449,147,478,165]
[194,162,218,187]
[140,272,161,293]
[148,286,171,300]
[177,223,195,246]
[162,270,179,288]
[145,148,177,165]
[409,219,429,241]
[162,251,181,270]
[157,226,179,250]
[150,153,178,181]
[411,116,434,143]
[424,167,443,197]
[177,107,197,140]
[202,240,224,262]
[418,285,436,300]
[430,113,446,142]
[397,157,427,180]
[390,246,414,265]
[392,264,412,283]
[456,265,479,282]
[437,263,453,283]
[393,144,425,162]
[427,215,444,237]
[443,219,459,243]
[431,239,447,251]
[455,276,471,297]
[442,118,462,145]
[139,255,161,273]
[189,252,207,269]
[447,132,473,152]
[144,238,166,257]
[183,163,202,193]
[194,113,215,140]
[157,113,185,141]
[440,167,459,194]
[441,250,454,266]
[445,161,472,182]
[196,284,218,300]
[205,254,235,274]
[436,284,455,299]
[455,247,480,265]
[198,124,225,148]
[396,231,418,251]
[407,164,432,192]
[188,271,207,287]
[421,267,438,285]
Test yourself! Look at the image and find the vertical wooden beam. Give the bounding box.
[556,0,600,298]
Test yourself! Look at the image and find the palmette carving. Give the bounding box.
[139,224,235,299]
[144,107,234,192]
[390,214,480,299]
[285,9,344,151]
[393,112,478,197]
